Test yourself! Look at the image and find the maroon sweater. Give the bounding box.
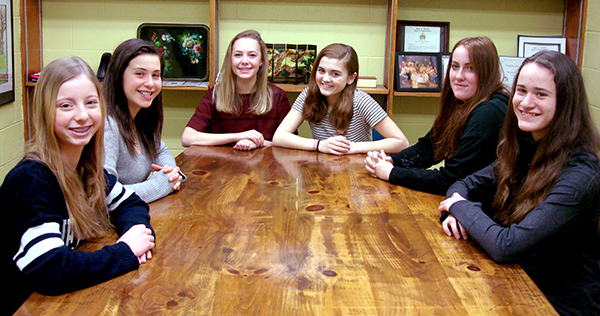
[186,84,291,142]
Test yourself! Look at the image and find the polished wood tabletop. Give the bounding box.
[17,146,557,315]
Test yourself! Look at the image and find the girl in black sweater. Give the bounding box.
[364,37,508,195]
[0,57,155,314]
[439,50,600,315]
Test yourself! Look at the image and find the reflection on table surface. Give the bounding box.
[17,146,557,315]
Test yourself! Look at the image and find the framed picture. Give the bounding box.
[440,52,451,84]
[499,56,526,90]
[0,0,13,106]
[395,52,442,92]
[397,20,449,53]
[266,43,316,84]
[517,35,566,58]
[137,23,209,81]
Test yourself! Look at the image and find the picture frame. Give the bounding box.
[0,0,14,106]
[137,23,209,81]
[517,35,566,58]
[397,20,449,53]
[395,52,442,92]
[440,52,451,84]
[266,43,316,84]
[499,56,526,90]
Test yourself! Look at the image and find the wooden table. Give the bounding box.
[17,146,557,315]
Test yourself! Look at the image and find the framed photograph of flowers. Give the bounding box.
[137,23,209,81]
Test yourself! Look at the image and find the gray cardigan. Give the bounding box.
[104,116,176,203]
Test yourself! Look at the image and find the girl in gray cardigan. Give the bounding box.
[103,39,184,203]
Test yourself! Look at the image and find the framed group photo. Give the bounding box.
[395,52,442,92]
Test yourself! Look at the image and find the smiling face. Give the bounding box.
[315,56,357,105]
[512,62,557,141]
[54,74,102,159]
[231,37,262,89]
[449,45,478,102]
[123,53,162,118]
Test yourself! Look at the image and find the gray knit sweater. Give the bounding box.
[104,116,176,203]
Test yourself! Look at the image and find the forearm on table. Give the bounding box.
[124,173,173,204]
[273,131,316,151]
[181,127,241,147]
[352,137,408,154]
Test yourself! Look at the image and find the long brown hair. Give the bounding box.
[494,50,600,225]
[215,30,273,115]
[103,38,164,161]
[27,57,112,240]
[302,43,359,134]
[432,37,507,161]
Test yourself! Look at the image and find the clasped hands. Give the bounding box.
[364,150,393,180]
[151,163,183,191]
[117,224,155,264]
[364,151,469,240]
[438,192,469,240]
[318,135,356,155]
[234,129,268,151]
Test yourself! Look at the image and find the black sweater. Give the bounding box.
[447,152,600,316]
[1,159,154,314]
[388,94,508,195]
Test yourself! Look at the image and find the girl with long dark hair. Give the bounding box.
[104,38,184,203]
[439,50,600,315]
[365,37,508,195]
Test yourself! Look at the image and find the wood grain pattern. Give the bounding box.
[16,146,558,315]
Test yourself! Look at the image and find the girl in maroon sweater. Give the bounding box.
[182,30,291,151]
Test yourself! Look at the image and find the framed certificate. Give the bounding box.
[440,52,451,84]
[517,35,566,58]
[499,56,526,90]
[397,21,449,53]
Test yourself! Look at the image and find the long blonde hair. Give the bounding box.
[214,30,273,115]
[27,57,111,240]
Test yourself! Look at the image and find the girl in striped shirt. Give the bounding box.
[273,43,408,155]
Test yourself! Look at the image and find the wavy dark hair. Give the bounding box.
[432,37,507,161]
[103,38,165,161]
[302,43,358,134]
[493,50,600,225]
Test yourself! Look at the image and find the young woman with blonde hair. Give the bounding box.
[273,43,408,155]
[182,30,291,151]
[1,57,155,314]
